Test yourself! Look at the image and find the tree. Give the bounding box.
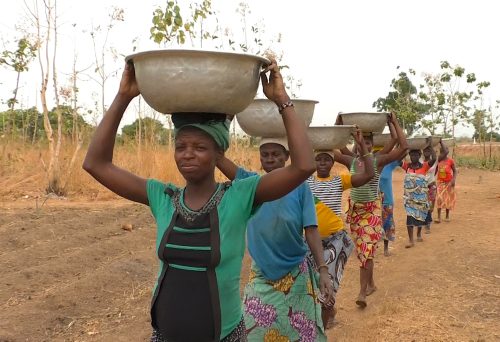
[0,36,38,137]
[26,0,71,195]
[0,107,42,140]
[438,61,478,138]
[121,117,171,145]
[89,7,125,119]
[150,0,214,47]
[418,73,446,135]
[373,67,425,135]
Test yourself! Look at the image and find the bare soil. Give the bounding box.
[0,168,499,341]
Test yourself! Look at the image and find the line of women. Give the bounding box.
[83,57,441,341]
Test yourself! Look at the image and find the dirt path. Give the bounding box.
[0,168,499,341]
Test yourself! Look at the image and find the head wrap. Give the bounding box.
[259,137,289,151]
[172,113,230,151]
[314,150,335,162]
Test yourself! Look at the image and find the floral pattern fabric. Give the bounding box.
[346,199,383,268]
[436,181,456,210]
[243,259,326,342]
[403,173,430,222]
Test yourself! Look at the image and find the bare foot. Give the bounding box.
[326,307,337,329]
[405,242,415,248]
[444,218,450,222]
[384,250,391,257]
[417,237,424,242]
[355,295,367,308]
[435,219,441,224]
[425,228,431,234]
[366,286,377,296]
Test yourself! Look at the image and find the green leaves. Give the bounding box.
[150,0,214,47]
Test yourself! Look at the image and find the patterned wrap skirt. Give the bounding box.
[307,230,354,308]
[346,198,383,268]
[243,258,326,342]
[436,181,456,210]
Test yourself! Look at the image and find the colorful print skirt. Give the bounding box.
[307,230,354,308]
[436,181,456,210]
[346,199,383,268]
[243,258,326,342]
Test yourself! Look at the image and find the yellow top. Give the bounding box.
[307,174,352,238]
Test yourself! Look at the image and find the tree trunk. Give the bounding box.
[10,70,22,139]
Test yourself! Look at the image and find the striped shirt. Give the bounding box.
[350,157,380,203]
[307,174,352,237]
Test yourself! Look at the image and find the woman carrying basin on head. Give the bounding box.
[216,142,332,337]
[401,144,436,247]
[306,128,374,329]
[334,112,408,308]
[435,139,457,223]
[82,58,316,342]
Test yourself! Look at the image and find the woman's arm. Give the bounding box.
[216,155,239,181]
[334,114,356,165]
[451,160,458,187]
[304,227,333,304]
[439,139,449,156]
[254,59,316,204]
[377,120,398,156]
[82,63,148,205]
[350,130,375,187]
[376,112,408,168]
[427,141,438,167]
[333,150,355,169]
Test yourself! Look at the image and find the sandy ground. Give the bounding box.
[0,168,499,341]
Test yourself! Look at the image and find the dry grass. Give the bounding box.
[2,139,499,200]
[0,139,263,200]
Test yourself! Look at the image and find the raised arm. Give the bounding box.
[334,114,356,166]
[254,59,315,205]
[333,149,355,169]
[426,140,437,167]
[439,139,449,156]
[82,63,148,205]
[350,130,375,187]
[451,159,458,187]
[376,112,408,168]
[377,119,398,156]
[216,155,239,180]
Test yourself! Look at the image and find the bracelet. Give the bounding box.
[361,152,372,158]
[277,100,294,114]
[317,264,328,272]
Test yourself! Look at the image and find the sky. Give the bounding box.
[1,0,499,137]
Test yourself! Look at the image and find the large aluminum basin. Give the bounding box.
[125,49,269,114]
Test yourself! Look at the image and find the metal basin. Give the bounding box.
[407,136,430,150]
[236,99,318,137]
[307,125,356,150]
[373,133,392,148]
[125,49,269,115]
[429,135,442,147]
[441,138,455,147]
[339,112,388,133]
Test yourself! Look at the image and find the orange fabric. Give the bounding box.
[402,161,430,175]
[437,159,455,183]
